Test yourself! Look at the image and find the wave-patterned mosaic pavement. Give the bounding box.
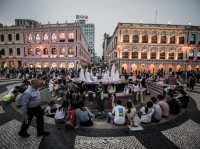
[0,120,42,149]
[162,119,200,149]
[75,136,146,149]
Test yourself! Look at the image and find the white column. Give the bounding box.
[139,34,142,43]
[148,34,151,43]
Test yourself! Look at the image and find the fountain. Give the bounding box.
[79,68,85,81]
[78,64,121,83]
[110,64,120,82]
[85,68,92,82]
[102,69,110,82]
[114,70,120,82]
[77,64,127,93]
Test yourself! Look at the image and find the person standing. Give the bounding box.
[18,79,50,138]
[96,82,104,113]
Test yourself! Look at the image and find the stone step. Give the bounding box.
[149,86,163,94]
[88,120,127,129]
[149,88,161,96]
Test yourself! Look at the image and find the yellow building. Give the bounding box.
[103,23,200,75]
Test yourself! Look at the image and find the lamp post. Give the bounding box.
[183,45,189,84]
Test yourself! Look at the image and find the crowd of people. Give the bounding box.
[0,67,197,135]
[107,87,189,127]
[0,67,80,80]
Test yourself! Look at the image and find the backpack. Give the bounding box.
[55,108,65,120]
[65,108,76,128]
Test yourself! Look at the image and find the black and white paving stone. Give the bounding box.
[0,120,42,149]
[0,81,200,149]
[162,119,200,149]
[187,92,200,111]
[0,105,5,114]
[75,136,146,149]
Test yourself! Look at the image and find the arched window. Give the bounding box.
[44,33,48,41]
[52,33,57,42]
[170,36,175,44]
[179,36,185,44]
[28,48,33,56]
[59,33,65,39]
[198,34,200,45]
[178,52,183,60]
[123,35,129,43]
[35,34,40,42]
[51,48,57,55]
[68,33,74,42]
[151,52,156,59]
[151,34,157,43]
[142,34,148,43]
[161,35,167,43]
[68,48,74,57]
[168,52,175,60]
[160,52,165,59]
[121,64,128,74]
[141,52,147,59]
[43,48,48,55]
[35,48,41,55]
[132,51,138,59]
[122,52,129,59]
[28,34,32,41]
[132,35,139,43]
[60,48,65,55]
[0,49,5,56]
[9,48,13,56]
[114,52,117,58]
[59,33,65,42]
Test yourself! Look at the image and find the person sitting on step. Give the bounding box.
[75,102,94,128]
[139,101,154,124]
[157,95,169,118]
[107,100,126,125]
[151,97,162,122]
[125,101,137,127]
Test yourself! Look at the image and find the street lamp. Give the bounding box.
[183,45,190,83]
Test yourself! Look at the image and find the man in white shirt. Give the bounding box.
[151,97,162,122]
[107,100,126,125]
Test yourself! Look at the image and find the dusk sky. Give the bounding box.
[0,0,200,56]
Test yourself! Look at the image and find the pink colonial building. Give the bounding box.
[103,23,200,75]
[0,19,91,69]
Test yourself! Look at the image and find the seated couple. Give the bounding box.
[65,102,95,129]
[107,100,139,127]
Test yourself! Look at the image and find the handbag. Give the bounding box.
[55,108,65,120]
[3,94,14,103]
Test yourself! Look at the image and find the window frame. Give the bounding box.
[8,34,12,42]
[123,35,129,43]
[1,34,4,42]
[122,51,129,59]
[16,33,20,41]
[16,48,21,56]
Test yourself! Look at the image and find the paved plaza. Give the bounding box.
[0,80,200,149]
[0,120,42,149]
[75,136,146,149]
[162,119,200,149]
